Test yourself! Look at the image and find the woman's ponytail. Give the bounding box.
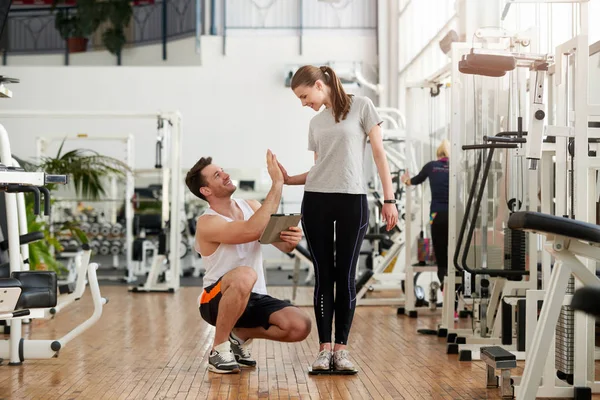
[320,66,352,123]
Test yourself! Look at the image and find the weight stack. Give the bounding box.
[555,275,575,382]
[504,227,527,281]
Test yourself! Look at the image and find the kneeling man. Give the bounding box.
[185,150,311,374]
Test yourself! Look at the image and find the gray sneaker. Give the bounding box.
[208,348,240,374]
[333,350,355,371]
[312,350,332,371]
[229,334,256,367]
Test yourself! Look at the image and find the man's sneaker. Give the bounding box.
[311,350,332,371]
[208,348,240,374]
[333,350,355,371]
[229,333,256,367]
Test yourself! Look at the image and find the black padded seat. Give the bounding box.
[0,231,45,251]
[508,211,600,245]
[571,287,600,318]
[12,271,57,309]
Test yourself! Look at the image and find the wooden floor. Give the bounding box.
[0,285,598,400]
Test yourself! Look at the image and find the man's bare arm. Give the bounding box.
[197,182,283,245]
[197,149,285,246]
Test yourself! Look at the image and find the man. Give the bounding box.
[185,150,312,374]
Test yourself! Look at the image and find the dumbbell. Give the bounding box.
[100,223,112,236]
[99,240,111,255]
[90,223,101,235]
[110,240,123,256]
[111,223,123,236]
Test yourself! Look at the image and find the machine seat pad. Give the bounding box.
[12,271,57,309]
[481,346,516,362]
[508,211,600,244]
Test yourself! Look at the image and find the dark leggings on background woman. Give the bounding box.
[301,191,369,345]
[430,210,449,286]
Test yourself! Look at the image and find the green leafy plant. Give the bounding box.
[25,199,65,273]
[54,0,106,40]
[53,0,133,57]
[102,0,133,57]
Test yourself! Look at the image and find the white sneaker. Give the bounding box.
[208,348,240,374]
[333,350,355,371]
[311,350,332,371]
[229,333,256,367]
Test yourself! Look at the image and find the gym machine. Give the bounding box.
[129,113,185,293]
[0,77,107,364]
[355,107,410,307]
[511,22,600,399]
[36,133,136,284]
[0,109,185,293]
[442,28,549,360]
[401,68,455,318]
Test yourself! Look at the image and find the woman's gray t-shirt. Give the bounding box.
[305,95,382,195]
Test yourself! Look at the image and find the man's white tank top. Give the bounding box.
[195,198,267,295]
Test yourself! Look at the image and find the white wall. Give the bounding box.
[0,34,378,210]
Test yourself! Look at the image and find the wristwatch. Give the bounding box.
[384,199,397,204]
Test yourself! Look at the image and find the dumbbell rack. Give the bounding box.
[51,200,136,283]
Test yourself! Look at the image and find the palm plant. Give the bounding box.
[17,140,130,272]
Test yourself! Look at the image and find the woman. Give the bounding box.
[278,65,398,372]
[401,140,450,295]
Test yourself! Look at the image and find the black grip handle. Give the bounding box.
[7,185,40,215]
[483,136,527,144]
[12,310,30,318]
[37,186,51,216]
[462,144,519,150]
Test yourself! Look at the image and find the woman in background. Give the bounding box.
[401,140,450,312]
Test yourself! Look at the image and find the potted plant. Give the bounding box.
[102,0,133,59]
[16,141,130,273]
[53,0,106,53]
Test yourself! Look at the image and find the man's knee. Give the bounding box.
[283,311,311,342]
[224,266,257,295]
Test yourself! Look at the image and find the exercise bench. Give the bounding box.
[481,346,516,399]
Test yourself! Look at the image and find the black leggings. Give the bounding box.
[430,210,449,286]
[301,191,369,345]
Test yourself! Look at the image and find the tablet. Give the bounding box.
[259,213,302,244]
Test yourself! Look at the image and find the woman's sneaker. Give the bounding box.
[312,350,332,371]
[208,347,240,374]
[333,350,355,371]
[229,333,256,367]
